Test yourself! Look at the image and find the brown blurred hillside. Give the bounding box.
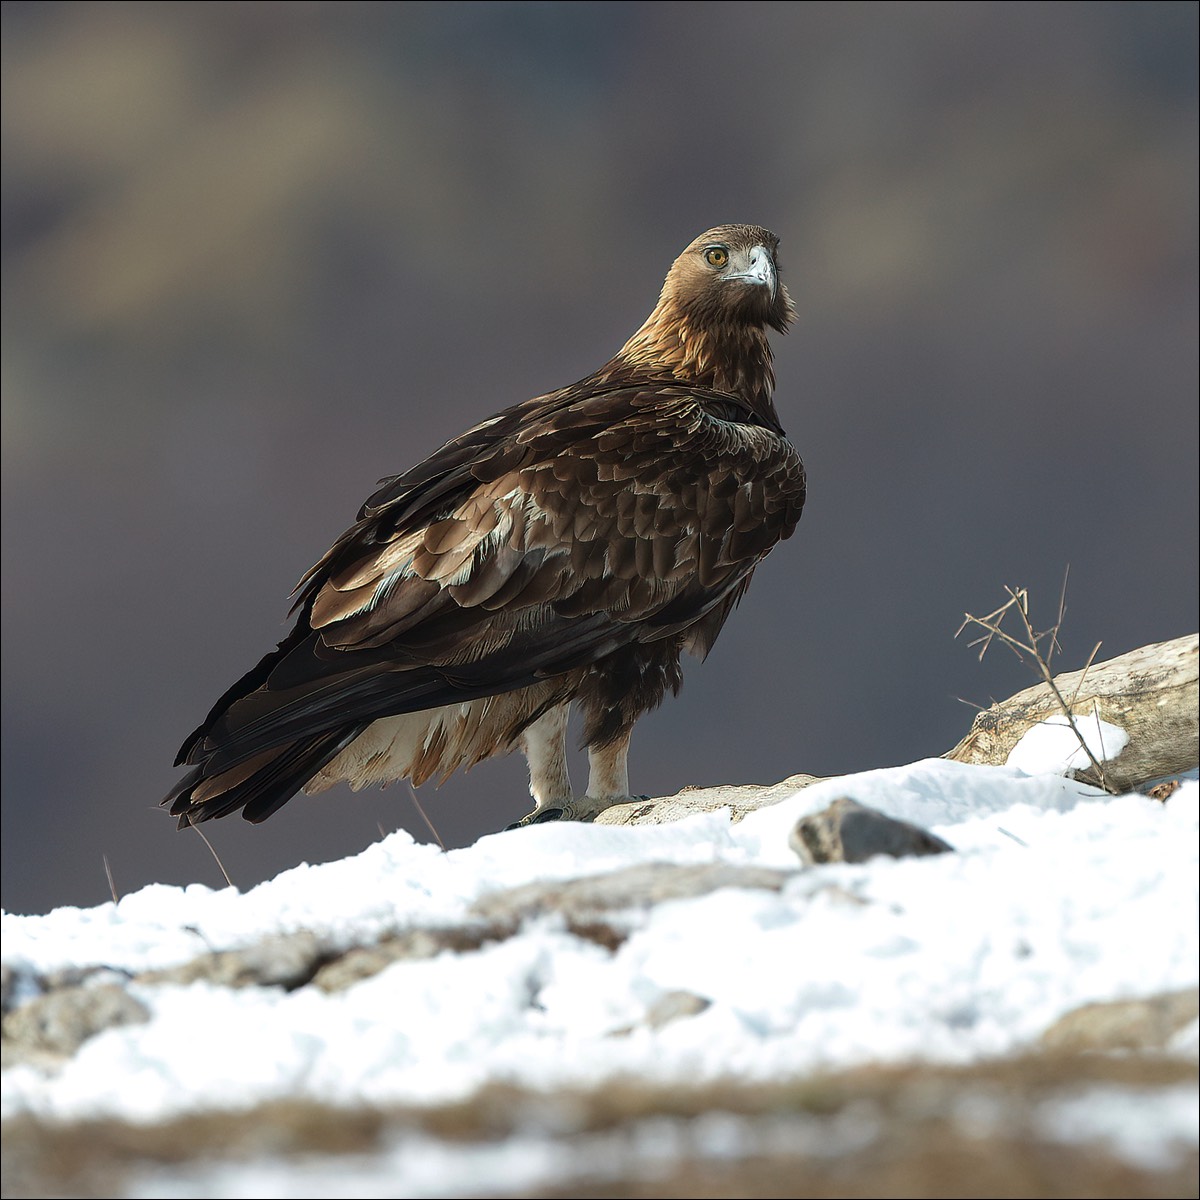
[2,1,1196,914]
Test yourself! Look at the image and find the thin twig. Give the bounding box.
[1067,640,1103,707]
[1051,565,1071,670]
[1092,697,1109,767]
[1009,594,1109,788]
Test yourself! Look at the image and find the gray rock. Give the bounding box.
[609,989,712,1037]
[643,990,712,1029]
[790,797,954,865]
[1041,987,1200,1052]
[471,861,796,928]
[2,982,149,1067]
[0,963,17,1017]
[136,931,325,991]
[312,928,493,993]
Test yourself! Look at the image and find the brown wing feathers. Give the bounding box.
[165,225,805,828]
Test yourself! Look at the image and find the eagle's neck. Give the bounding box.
[610,296,778,415]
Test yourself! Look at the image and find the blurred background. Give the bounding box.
[2,1,1196,916]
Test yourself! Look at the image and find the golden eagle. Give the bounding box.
[164,224,806,829]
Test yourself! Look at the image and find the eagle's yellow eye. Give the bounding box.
[704,246,729,268]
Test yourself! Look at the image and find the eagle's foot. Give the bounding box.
[506,792,645,830]
[505,806,566,831]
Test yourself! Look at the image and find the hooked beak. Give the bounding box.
[725,244,777,298]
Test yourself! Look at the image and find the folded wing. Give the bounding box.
[166,381,804,825]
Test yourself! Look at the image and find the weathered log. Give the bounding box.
[595,773,824,826]
[945,632,1198,791]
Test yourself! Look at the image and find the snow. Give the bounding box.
[1040,1084,1200,1171]
[1006,710,1130,774]
[3,751,1198,1187]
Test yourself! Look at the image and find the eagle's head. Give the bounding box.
[614,224,795,401]
[665,224,795,336]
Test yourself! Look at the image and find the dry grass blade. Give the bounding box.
[187,820,235,888]
[407,784,446,851]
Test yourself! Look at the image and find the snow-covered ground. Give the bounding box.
[5,754,1197,1106]
[2,743,1197,1193]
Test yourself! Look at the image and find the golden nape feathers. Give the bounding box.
[164,225,806,830]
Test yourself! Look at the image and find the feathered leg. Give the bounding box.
[508,722,634,828]
[581,731,632,815]
[512,702,572,824]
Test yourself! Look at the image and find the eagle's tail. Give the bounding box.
[163,722,368,828]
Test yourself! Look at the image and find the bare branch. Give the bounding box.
[956,581,1114,792]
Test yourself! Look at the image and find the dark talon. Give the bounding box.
[505,806,565,830]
